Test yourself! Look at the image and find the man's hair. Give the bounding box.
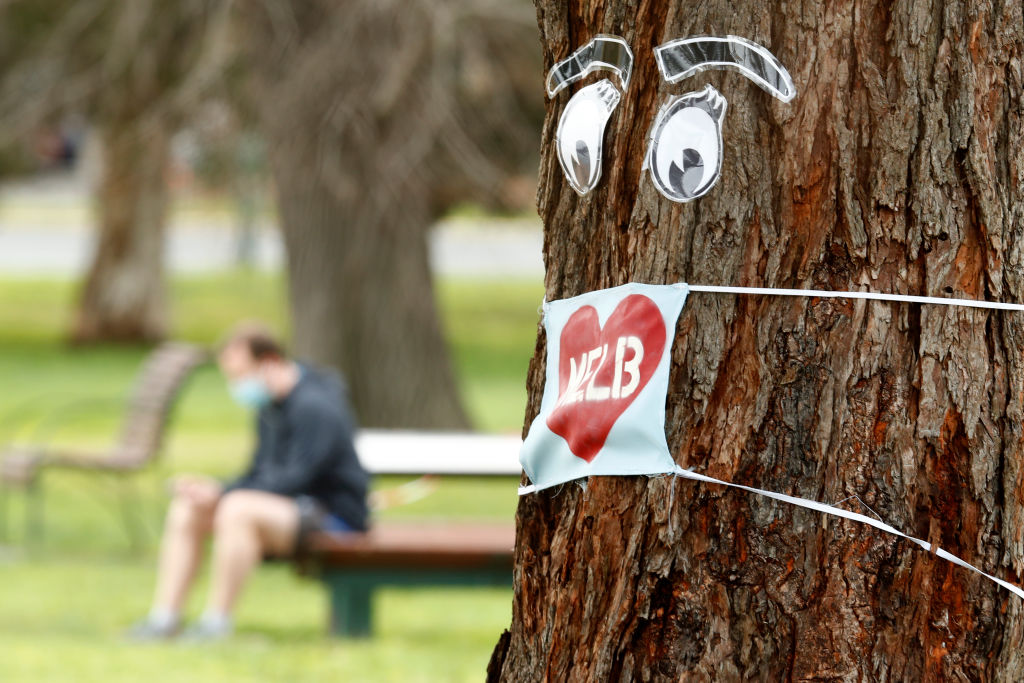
[219,322,287,361]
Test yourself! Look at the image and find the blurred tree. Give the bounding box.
[72,1,229,343]
[490,1,1024,680]
[0,0,229,343]
[236,0,542,428]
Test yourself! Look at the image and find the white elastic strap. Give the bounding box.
[688,284,1024,312]
[518,483,537,495]
[673,465,1024,601]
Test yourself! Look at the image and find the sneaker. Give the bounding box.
[125,615,181,642]
[181,614,233,642]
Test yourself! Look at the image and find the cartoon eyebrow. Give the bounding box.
[546,34,634,97]
[654,35,796,102]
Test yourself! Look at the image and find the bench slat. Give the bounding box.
[310,523,515,571]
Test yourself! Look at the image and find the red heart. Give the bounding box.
[546,294,667,462]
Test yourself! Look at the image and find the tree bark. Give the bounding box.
[492,1,1024,680]
[72,119,170,343]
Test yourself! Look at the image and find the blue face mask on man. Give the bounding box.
[229,375,273,410]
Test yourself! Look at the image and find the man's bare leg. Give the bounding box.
[129,477,219,640]
[151,494,215,613]
[193,490,299,636]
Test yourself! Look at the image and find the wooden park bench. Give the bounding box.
[293,431,521,637]
[0,342,207,546]
[300,522,516,638]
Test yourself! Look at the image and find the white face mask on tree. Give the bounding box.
[520,281,1024,604]
[519,283,687,493]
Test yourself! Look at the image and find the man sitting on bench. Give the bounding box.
[130,323,370,641]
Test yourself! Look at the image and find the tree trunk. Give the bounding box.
[67,0,221,344]
[492,1,1024,680]
[245,1,470,429]
[269,146,469,429]
[72,119,170,344]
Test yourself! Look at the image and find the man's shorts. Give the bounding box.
[295,495,357,554]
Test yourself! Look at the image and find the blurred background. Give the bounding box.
[0,1,543,680]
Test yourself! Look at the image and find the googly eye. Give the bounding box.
[646,85,727,203]
[555,80,622,195]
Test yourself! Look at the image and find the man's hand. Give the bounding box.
[170,475,223,507]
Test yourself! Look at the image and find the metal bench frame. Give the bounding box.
[302,523,515,637]
[0,342,206,548]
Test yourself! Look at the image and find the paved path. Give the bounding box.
[0,176,544,278]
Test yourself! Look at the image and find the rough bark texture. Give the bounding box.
[72,119,170,343]
[241,1,541,428]
[491,1,1024,680]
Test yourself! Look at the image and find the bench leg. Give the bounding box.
[325,574,372,638]
[25,480,44,543]
[0,482,8,543]
[117,476,146,554]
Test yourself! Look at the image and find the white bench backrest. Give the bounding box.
[354,430,523,476]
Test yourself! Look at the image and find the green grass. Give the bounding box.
[440,277,542,434]
[0,558,512,682]
[0,270,541,682]
[0,272,541,436]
